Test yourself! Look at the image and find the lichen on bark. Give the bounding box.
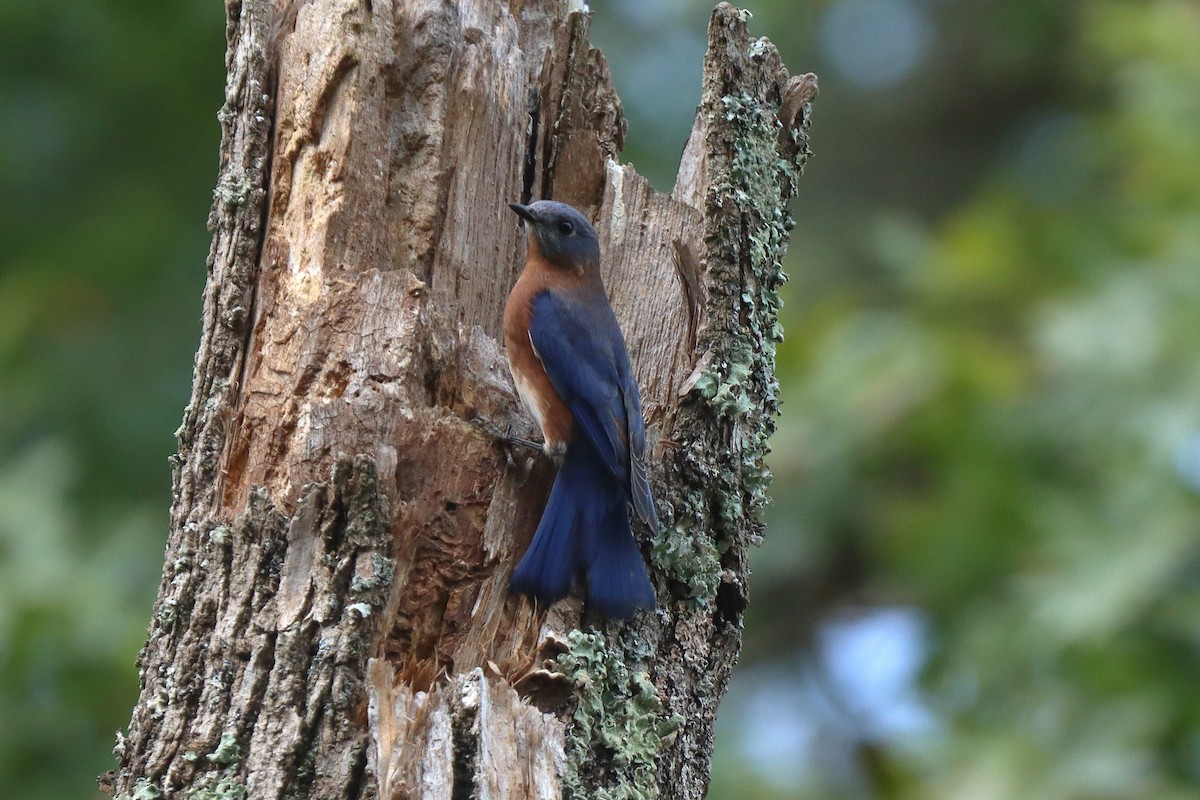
[555,629,684,800]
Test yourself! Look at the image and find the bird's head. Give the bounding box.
[509,200,600,272]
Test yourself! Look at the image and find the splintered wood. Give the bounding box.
[368,660,564,800]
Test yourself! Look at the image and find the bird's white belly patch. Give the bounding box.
[510,362,548,438]
[508,333,569,457]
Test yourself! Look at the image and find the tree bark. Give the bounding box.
[111,1,815,798]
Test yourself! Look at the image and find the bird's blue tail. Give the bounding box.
[510,443,655,619]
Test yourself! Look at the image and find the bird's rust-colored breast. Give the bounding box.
[503,245,577,454]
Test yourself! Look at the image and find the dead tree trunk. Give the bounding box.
[111,1,815,798]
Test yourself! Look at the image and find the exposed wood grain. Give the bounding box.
[114,1,816,798]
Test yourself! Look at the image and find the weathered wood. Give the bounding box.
[113,1,815,798]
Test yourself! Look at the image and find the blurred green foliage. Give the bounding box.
[1,0,1197,798]
[690,1,1200,797]
[0,1,223,796]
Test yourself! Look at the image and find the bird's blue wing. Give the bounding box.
[529,290,628,477]
[529,291,658,530]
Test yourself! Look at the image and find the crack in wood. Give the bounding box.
[521,85,540,205]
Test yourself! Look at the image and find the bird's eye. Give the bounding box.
[558,220,574,236]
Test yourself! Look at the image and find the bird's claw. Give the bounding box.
[470,413,545,453]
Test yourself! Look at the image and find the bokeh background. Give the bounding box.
[2,0,1198,797]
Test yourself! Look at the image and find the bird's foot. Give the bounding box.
[470,414,545,453]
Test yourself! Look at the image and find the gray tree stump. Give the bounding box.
[110,1,815,798]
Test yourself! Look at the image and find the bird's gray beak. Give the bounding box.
[508,203,536,225]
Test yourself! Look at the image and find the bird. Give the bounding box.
[502,199,658,619]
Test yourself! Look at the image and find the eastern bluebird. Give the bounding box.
[503,200,658,619]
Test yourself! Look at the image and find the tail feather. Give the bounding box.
[509,442,655,619]
[584,501,656,618]
[509,473,580,605]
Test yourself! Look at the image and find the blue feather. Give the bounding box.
[508,289,658,617]
[510,437,655,618]
[528,292,657,520]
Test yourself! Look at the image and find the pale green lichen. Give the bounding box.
[349,552,394,599]
[558,629,683,800]
[184,732,247,800]
[129,779,162,800]
[712,87,801,525]
[118,733,245,800]
[213,177,250,208]
[148,687,169,718]
[208,525,231,547]
[650,489,722,601]
[655,70,809,600]
[207,732,241,766]
[185,775,247,800]
[692,339,757,418]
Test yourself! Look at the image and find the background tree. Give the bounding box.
[2,0,1199,799]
